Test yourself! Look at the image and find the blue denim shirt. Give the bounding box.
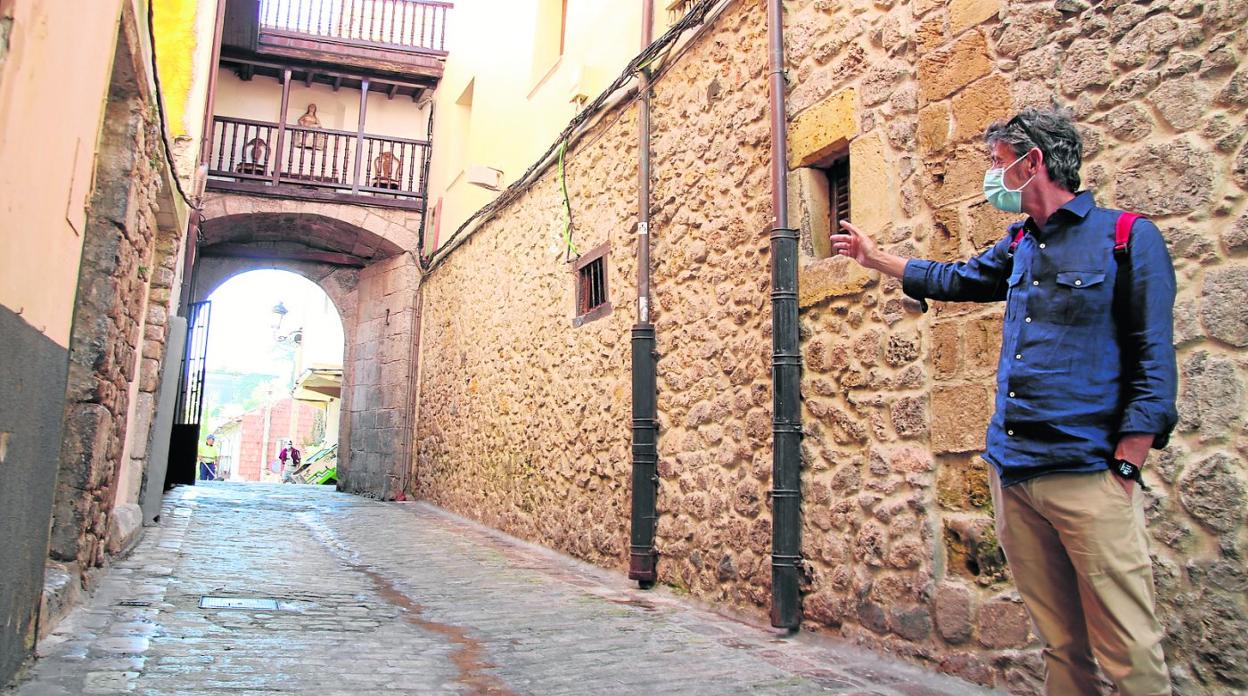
[902,192,1178,486]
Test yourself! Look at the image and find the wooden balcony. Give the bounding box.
[206,115,429,211]
[224,0,451,83]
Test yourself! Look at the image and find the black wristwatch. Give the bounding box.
[1112,458,1142,482]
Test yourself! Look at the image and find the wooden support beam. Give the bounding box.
[272,69,291,186]
[200,243,368,267]
[352,79,370,194]
[219,56,436,92]
[333,75,342,91]
[388,83,399,100]
[304,70,315,87]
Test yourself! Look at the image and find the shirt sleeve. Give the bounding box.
[901,231,1015,308]
[1117,219,1179,448]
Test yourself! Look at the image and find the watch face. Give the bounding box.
[1118,461,1135,477]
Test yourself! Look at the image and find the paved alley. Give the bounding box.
[8,484,998,696]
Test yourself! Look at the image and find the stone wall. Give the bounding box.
[414,0,1248,693]
[49,42,168,579]
[415,104,641,568]
[340,252,422,500]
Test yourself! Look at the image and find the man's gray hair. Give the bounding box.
[985,107,1082,193]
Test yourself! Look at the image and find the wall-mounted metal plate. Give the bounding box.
[199,596,279,610]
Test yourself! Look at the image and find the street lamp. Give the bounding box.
[271,301,288,333]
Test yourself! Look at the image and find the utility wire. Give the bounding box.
[420,0,735,273]
[146,0,199,211]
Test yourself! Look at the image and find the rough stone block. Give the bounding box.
[1060,39,1113,95]
[917,102,951,154]
[891,605,934,642]
[915,12,949,54]
[931,207,963,262]
[790,168,832,259]
[931,384,992,453]
[931,321,960,379]
[798,256,874,307]
[951,74,1011,144]
[949,0,999,35]
[925,146,990,207]
[1178,453,1246,534]
[967,200,1018,250]
[849,131,896,234]
[106,503,143,556]
[1200,265,1248,347]
[962,316,1002,376]
[944,514,1007,582]
[977,597,1032,648]
[933,582,975,644]
[938,453,993,512]
[789,88,858,168]
[891,396,929,438]
[1114,137,1214,216]
[919,31,992,103]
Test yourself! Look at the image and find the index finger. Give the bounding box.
[837,219,862,237]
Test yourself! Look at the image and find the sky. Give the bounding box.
[204,270,344,377]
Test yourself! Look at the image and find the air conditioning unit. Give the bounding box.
[466,165,503,191]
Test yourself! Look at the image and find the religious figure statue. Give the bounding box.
[294,103,325,150]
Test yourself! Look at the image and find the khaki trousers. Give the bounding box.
[989,468,1171,696]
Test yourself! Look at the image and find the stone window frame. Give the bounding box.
[572,241,611,327]
[795,150,851,260]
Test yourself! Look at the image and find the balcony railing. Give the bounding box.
[207,115,429,209]
[259,0,450,54]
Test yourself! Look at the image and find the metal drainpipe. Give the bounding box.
[767,0,802,630]
[628,0,659,590]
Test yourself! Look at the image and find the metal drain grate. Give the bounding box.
[199,596,280,610]
[117,601,152,607]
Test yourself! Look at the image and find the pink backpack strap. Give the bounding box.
[1115,212,1141,257]
[1007,224,1027,254]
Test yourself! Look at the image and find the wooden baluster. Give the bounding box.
[213,120,224,171]
[318,131,327,180]
[296,127,307,178]
[440,6,447,51]
[406,142,415,192]
[419,4,427,50]
[228,121,239,172]
[389,0,397,45]
[365,138,375,189]
[400,1,409,47]
[339,136,349,185]
[284,0,292,30]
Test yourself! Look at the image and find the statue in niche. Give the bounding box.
[294,103,325,150]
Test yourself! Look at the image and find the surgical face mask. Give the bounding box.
[983,151,1036,213]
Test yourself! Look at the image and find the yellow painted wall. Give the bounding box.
[154,0,219,179]
[0,0,213,346]
[0,0,126,346]
[424,0,654,251]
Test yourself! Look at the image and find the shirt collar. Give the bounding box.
[1024,190,1095,234]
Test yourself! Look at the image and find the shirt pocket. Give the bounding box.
[1005,268,1025,318]
[1055,271,1108,324]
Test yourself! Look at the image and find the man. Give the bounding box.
[198,433,220,482]
[830,107,1176,695]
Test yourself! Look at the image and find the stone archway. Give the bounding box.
[193,195,422,500]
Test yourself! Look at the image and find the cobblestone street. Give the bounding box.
[8,484,997,695]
